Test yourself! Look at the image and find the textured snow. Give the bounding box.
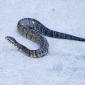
[0,0,85,85]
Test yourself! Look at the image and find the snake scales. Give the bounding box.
[5,18,85,58]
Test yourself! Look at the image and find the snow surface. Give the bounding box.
[0,0,85,85]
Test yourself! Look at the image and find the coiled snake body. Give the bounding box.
[5,18,85,58]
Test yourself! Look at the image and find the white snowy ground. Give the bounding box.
[0,0,85,85]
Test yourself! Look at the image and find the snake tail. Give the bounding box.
[5,36,49,58]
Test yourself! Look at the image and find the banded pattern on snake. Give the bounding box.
[5,18,85,58]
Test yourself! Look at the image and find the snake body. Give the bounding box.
[5,18,85,58]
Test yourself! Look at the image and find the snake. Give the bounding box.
[5,18,85,58]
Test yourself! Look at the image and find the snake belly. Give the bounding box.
[5,18,49,58]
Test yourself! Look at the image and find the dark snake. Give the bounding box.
[5,18,85,58]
